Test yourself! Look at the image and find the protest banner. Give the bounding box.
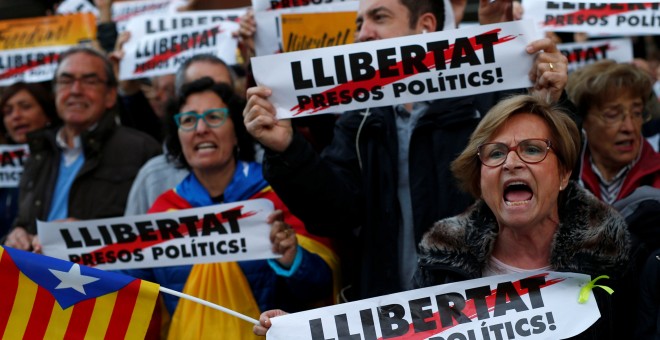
[0,13,96,50]
[253,0,356,11]
[523,0,660,35]
[112,0,186,32]
[267,271,601,340]
[0,145,29,188]
[123,8,246,38]
[558,38,633,73]
[56,0,100,16]
[252,20,539,118]
[0,45,69,86]
[280,11,356,52]
[38,199,277,270]
[119,19,239,80]
[254,1,358,56]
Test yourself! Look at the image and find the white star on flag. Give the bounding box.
[49,263,99,295]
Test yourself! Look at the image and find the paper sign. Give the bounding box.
[523,0,660,35]
[254,1,359,56]
[0,145,29,188]
[56,0,100,16]
[558,38,633,73]
[123,9,245,38]
[252,20,538,118]
[119,20,239,80]
[253,0,356,11]
[38,199,277,270]
[267,272,601,340]
[0,45,69,86]
[112,0,183,32]
[280,12,356,52]
[0,13,96,50]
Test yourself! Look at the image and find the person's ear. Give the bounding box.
[559,170,571,191]
[417,12,437,34]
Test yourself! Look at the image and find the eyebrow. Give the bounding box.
[58,72,103,79]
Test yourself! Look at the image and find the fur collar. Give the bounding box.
[418,181,630,279]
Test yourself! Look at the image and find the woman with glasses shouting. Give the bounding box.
[413,94,631,339]
[122,77,339,339]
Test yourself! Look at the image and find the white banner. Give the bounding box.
[0,145,29,188]
[267,272,601,340]
[0,46,69,86]
[124,9,246,38]
[252,20,539,118]
[56,0,100,16]
[523,1,660,35]
[112,0,187,32]
[119,19,239,80]
[38,199,278,270]
[558,38,633,73]
[254,1,358,56]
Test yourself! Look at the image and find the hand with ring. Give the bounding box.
[268,210,297,268]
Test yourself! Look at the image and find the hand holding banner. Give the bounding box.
[252,20,539,118]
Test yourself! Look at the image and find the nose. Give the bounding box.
[69,79,84,93]
[356,21,376,42]
[619,113,636,133]
[195,118,210,134]
[502,150,524,170]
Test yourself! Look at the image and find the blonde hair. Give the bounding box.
[451,94,580,198]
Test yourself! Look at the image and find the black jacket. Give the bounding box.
[415,181,632,339]
[263,95,494,299]
[15,112,161,234]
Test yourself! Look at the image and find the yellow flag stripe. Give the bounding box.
[43,299,73,339]
[4,273,38,338]
[83,290,118,339]
[124,280,160,339]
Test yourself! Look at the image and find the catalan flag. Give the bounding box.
[0,246,159,339]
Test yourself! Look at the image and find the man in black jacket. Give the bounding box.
[244,0,569,300]
[4,46,161,252]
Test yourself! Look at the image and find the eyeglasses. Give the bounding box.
[174,108,229,131]
[477,139,552,167]
[55,74,108,89]
[595,103,648,125]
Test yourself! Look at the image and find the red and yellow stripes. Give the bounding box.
[0,247,159,339]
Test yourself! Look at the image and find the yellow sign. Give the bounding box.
[0,13,97,50]
[281,12,356,52]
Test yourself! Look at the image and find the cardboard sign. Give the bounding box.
[252,20,539,118]
[56,0,100,16]
[254,2,358,56]
[523,0,660,35]
[38,199,278,270]
[280,11,356,52]
[267,272,601,340]
[0,13,96,50]
[119,18,239,80]
[253,0,355,11]
[0,145,29,188]
[0,45,69,86]
[558,38,633,73]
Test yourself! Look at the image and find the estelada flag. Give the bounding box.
[0,246,159,339]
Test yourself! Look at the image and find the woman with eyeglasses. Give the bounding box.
[413,94,631,339]
[567,60,660,204]
[124,77,338,339]
[568,61,660,339]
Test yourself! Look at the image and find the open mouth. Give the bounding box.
[195,142,217,151]
[504,181,533,206]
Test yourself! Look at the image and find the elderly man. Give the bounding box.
[4,46,161,251]
[244,0,569,300]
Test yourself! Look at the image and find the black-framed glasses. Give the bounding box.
[477,139,552,167]
[174,108,229,131]
[55,74,108,89]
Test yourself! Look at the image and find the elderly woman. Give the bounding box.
[567,60,660,204]
[414,94,630,339]
[126,77,338,339]
[0,82,59,239]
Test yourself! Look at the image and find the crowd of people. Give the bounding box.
[0,0,659,339]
